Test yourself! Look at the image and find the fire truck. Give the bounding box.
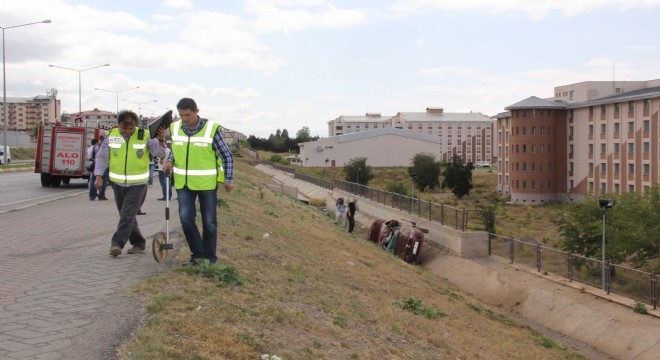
[34,120,113,187]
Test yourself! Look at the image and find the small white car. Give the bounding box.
[0,145,10,165]
[476,161,490,167]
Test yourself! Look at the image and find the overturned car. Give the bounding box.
[367,219,425,264]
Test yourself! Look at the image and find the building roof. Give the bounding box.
[330,114,394,123]
[395,111,492,122]
[505,96,567,110]
[567,86,660,108]
[337,127,443,144]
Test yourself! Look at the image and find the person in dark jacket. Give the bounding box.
[347,198,358,233]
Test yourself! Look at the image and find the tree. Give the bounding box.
[554,189,660,269]
[475,201,498,234]
[343,157,373,185]
[408,153,441,192]
[441,155,474,198]
[295,126,311,143]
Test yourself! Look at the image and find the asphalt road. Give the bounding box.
[0,172,88,213]
[0,173,182,359]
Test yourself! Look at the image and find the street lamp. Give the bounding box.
[95,86,139,114]
[599,199,615,291]
[48,63,110,113]
[410,173,418,212]
[122,98,157,119]
[2,19,51,164]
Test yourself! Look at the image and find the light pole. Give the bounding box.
[2,19,51,164]
[122,98,157,119]
[410,173,418,212]
[599,199,615,291]
[48,63,110,113]
[95,86,139,115]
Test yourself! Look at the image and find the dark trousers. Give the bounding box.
[348,215,355,233]
[158,171,172,199]
[110,183,147,248]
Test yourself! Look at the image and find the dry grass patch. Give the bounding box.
[120,160,585,359]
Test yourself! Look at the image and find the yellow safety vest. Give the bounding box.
[107,128,150,184]
[170,120,223,190]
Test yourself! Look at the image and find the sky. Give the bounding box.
[1,0,660,138]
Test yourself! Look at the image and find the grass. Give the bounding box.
[119,159,586,359]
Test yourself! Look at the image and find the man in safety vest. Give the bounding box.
[94,110,166,257]
[162,98,234,265]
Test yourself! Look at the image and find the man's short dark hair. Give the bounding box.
[91,139,98,145]
[176,98,198,111]
[117,110,139,124]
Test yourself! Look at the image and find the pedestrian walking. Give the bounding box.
[94,110,166,257]
[162,98,234,265]
[157,140,173,200]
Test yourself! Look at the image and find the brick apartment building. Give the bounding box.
[497,79,660,204]
[0,94,60,131]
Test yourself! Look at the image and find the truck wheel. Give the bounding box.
[62,177,70,185]
[49,175,62,187]
[41,173,51,187]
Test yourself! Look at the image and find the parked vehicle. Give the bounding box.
[34,124,105,187]
[0,145,11,165]
[476,161,491,167]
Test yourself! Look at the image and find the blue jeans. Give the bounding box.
[148,163,155,185]
[158,171,172,199]
[89,170,109,199]
[177,187,218,263]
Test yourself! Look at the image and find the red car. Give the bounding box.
[367,219,425,264]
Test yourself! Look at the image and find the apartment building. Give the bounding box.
[326,107,496,164]
[497,80,660,204]
[0,94,60,131]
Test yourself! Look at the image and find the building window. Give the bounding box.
[522,127,526,136]
[644,99,650,111]
[540,144,544,153]
[601,163,606,172]
[644,120,650,132]
[629,185,634,192]
[589,125,593,135]
[601,105,606,115]
[531,126,536,135]
[601,183,606,193]
[588,144,593,154]
[614,103,620,113]
[589,182,594,192]
[601,124,606,134]
[523,163,527,171]
[589,106,594,116]
[628,143,634,153]
[601,144,606,154]
[644,142,650,154]
[540,163,545,172]
[531,144,536,153]
[628,101,634,112]
[614,163,620,174]
[531,163,536,172]
[628,122,634,133]
[589,163,594,172]
[569,162,574,173]
[614,122,619,133]
[628,164,634,174]
[614,143,620,153]
[569,180,574,190]
[522,145,527,153]
[644,164,650,175]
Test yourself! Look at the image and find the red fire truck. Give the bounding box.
[34,123,107,187]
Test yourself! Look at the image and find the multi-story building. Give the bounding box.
[327,107,496,163]
[497,80,660,204]
[0,94,60,131]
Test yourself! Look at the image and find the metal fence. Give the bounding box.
[293,172,333,190]
[334,179,471,231]
[489,234,658,309]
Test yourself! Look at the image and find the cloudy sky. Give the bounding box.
[2,0,660,137]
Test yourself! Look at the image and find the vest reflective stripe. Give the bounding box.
[170,120,221,190]
[107,128,151,184]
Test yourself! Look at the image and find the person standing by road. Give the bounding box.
[157,140,173,200]
[163,98,234,265]
[87,139,101,201]
[347,198,358,233]
[94,110,166,257]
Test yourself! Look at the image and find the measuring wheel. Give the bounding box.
[152,231,174,263]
